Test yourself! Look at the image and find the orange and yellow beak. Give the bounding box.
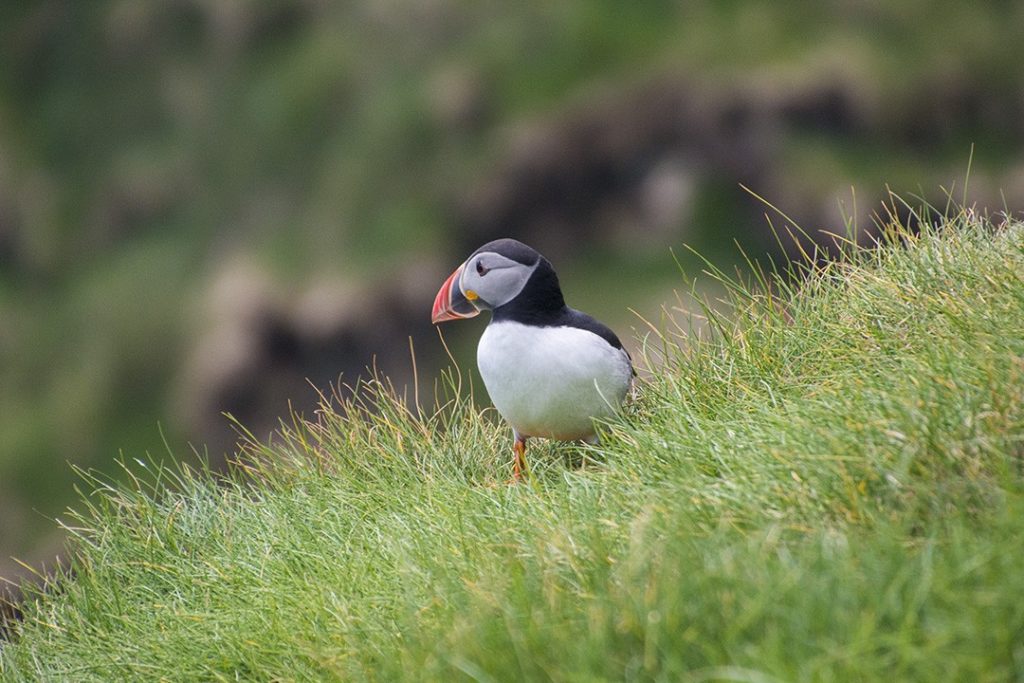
[431,263,480,323]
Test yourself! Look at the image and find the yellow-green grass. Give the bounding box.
[2,212,1023,681]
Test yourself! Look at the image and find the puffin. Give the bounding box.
[431,238,633,479]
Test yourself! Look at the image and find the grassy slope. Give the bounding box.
[3,213,1024,681]
[6,0,1024,587]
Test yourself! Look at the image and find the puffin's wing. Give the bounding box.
[563,308,635,375]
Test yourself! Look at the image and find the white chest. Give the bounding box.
[476,321,632,440]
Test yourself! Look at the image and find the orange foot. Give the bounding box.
[510,436,528,483]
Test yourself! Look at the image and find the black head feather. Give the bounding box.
[470,238,541,266]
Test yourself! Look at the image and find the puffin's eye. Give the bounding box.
[475,260,490,276]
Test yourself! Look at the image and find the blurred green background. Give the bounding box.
[2,1,1023,603]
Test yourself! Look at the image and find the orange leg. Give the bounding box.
[512,435,528,482]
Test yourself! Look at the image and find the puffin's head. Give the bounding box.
[431,239,543,324]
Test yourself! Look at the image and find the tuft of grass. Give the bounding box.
[3,212,1024,681]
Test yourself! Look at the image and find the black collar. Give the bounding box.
[491,261,624,351]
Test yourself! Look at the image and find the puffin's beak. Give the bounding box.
[432,263,480,323]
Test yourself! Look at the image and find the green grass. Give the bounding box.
[7,0,1024,585]
[3,212,1024,681]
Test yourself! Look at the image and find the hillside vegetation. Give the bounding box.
[2,212,1024,680]
[5,1,1024,583]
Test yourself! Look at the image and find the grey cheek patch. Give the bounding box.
[489,260,538,308]
[460,253,538,309]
